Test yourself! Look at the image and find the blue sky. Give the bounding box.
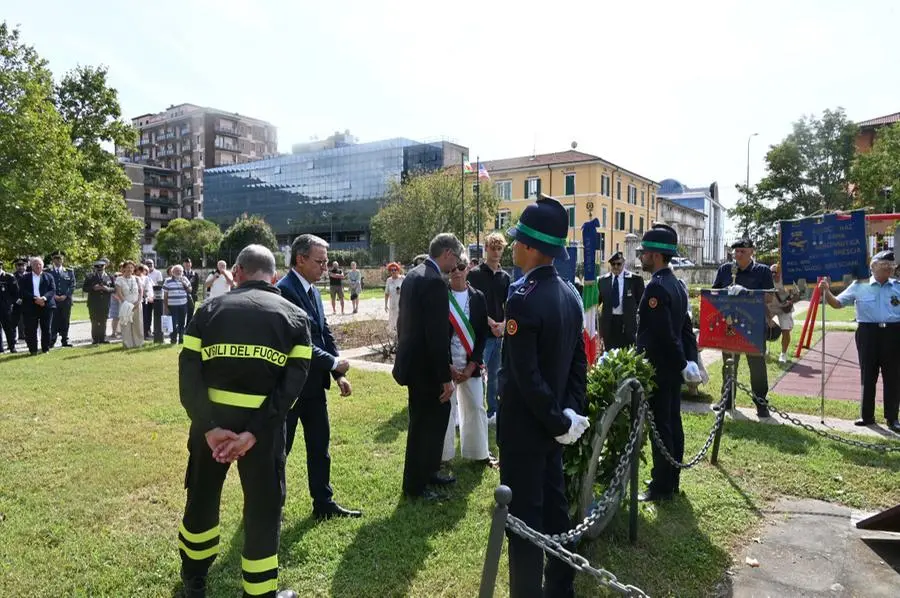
[4,0,898,232]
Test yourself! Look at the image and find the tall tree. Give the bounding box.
[218,214,278,261]
[154,218,223,265]
[850,122,900,213]
[370,170,499,262]
[731,108,857,251]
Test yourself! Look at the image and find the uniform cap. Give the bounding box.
[50,250,65,258]
[637,224,679,257]
[873,249,895,262]
[93,258,109,267]
[14,257,28,265]
[731,238,755,249]
[608,251,625,263]
[507,193,570,260]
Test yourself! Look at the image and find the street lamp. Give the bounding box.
[746,132,759,195]
[321,209,334,243]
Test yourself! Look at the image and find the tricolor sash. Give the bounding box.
[448,291,475,357]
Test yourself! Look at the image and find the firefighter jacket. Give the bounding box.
[179,280,312,438]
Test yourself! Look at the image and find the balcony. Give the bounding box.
[215,126,241,137]
[181,144,193,153]
[158,148,177,157]
[157,132,176,141]
[143,194,178,207]
[180,128,191,137]
[145,178,177,189]
[215,143,241,153]
[138,138,153,147]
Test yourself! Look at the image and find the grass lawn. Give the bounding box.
[0,348,897,597]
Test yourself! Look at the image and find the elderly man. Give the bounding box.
[206,260,235,302]
[819,250,900,433]
[18,257,56,355]
[143,259,164,339]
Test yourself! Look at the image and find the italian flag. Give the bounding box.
[448,291,475,357]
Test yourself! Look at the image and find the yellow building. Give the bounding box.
[479,150,659,262]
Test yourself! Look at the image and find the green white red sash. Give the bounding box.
[448,291,475,357]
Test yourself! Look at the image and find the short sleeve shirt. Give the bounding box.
[836,278,900,323]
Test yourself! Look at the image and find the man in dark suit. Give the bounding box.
[18,256,56,355]
[276,234,361,520]
[597,251,644,350]
[498,195,589,598]
[393,233,466,501]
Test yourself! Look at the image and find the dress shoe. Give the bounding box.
[428,472,456,486]
[638,489,673,502]
[756,407,770,418]
[854,419,875,427]
[405,489,446,502]
[477,454,500,469]
[8,347,16,353]
[61,341,72,347]
[180,572,206,598]
[277,590,299,598]
[887,420,900,434]
[313,502,362,520]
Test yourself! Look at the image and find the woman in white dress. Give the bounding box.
[115,260,144,348]
[384,263,405,337]
[442,256,491,463]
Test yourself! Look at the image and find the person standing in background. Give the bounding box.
[143,259,163,339]
[328,261,345,315]
[83,259,115,345]
[115,260,144,349]
[18,257,56,355]
[182,258,200,327]
[384,263,404,338]
[0,260,19,353]
[347,262,363,314]
[597,251,644,351]
[48,251,75,348]
[164,265,192,345]
[205,260,235,303]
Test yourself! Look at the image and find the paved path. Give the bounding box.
[729,498,899,597]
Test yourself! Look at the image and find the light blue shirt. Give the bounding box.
[836,277,900,323]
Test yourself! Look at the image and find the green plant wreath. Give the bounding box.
[563,347,657,519]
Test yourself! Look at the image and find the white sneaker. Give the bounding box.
[487,414,497,426]
[778,353,787,363]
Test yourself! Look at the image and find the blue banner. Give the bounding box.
[779,210,868,284]
[553,247,578,283]
[581,218,600,282]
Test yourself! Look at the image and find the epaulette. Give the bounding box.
[514,278,539,299]
[600,272,612,278]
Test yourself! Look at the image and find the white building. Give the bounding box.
[657,179,726,264]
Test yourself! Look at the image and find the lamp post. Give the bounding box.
[321,209,334,243]
[746,132,759,196]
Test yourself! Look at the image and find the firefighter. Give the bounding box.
[177,244,312,598]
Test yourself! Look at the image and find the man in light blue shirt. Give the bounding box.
[820,250,900,432]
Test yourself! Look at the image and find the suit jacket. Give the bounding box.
[276,270,340,397]
[448,285,490,377]
[393,260,452,388]
[597,270,644,341]
[18,272,56,312]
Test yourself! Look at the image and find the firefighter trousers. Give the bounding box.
[178,426,286,598]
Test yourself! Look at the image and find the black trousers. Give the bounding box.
[0,306,15,351]
[285,386,335,509]
[722,353,768,408]
[11,303,22,343]
[402,381,451,497]
[601,314,634,350]
[179,426,285,598]
[50,298,72,345]
[22,306,53,354]
[500,447,575,598]
[87,300,108,343]
[143,302,154,337]
[856,323,900,423]
[648,372,684,495]
[186,297,196,328]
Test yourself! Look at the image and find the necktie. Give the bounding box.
[307,286,319,315]
[612,276,620,308]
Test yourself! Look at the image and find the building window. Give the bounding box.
[628,214,634,233]
[601,175,610,197]
[639,216,645,234]
[565,173,575,196]
[495,209,510,230]
[616,211,626,231]
[525,178,541,199]
[616,180,621,200]
[161,207,169,215]
[628,185,637,205]
[495,180,512,200]
[567,206,576,227]
[641,190,645,207]
[651,194,655,211]
[601,206,608,228]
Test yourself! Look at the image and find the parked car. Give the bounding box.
[671,257,696,268]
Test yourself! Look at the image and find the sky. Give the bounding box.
[4,0,898,233]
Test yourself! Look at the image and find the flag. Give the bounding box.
[478,163,491,180]
[463,161,474,174]
[582,218,601,364]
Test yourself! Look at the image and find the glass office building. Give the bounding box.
[203,138,466,249]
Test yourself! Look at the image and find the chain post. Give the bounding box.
[628,381,641,544]
[478,485,512,598]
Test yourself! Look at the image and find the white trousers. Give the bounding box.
[442,374,489,461]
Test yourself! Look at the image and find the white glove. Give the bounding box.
[727,284,747,296]
[682,361,702,383]
[699,365,709,385]
[555,408,590,445]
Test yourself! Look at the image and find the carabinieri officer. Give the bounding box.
[498,194,590,598]
[819,250,900,433]
[49,250,76,347]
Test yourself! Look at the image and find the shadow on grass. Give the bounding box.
[62,342,173,360]
[831,438,900,472]
[373,406,409,444]
[329,464,486,598]
[713,464,763,516]
[720,418,816,455]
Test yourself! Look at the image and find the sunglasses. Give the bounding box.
[610,262,624,267]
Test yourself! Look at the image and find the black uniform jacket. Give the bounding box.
[180,281,312,438]
[636,267,698,378]
[497,265,587,454]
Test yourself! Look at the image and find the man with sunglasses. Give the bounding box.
[597,251,644,351]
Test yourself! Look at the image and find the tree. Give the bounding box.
[850,122,900,213]
[0,23,140,264]
[154,218,223,265]
[218,214,278,262]
[370,170,499,262]
[731,108,857,251]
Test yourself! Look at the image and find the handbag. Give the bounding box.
[161,315,173,334]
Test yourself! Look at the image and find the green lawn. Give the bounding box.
[0,347,897,597]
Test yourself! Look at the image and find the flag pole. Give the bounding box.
[476,156,481,259]
[461,154,466,241]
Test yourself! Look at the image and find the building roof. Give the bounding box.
[480,150,657,184]
[857,112,900,129]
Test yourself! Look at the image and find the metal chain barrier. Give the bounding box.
[505,515,650,597]
[736,380,900,453]
[642,375,733,469]
[544,398,648,545]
